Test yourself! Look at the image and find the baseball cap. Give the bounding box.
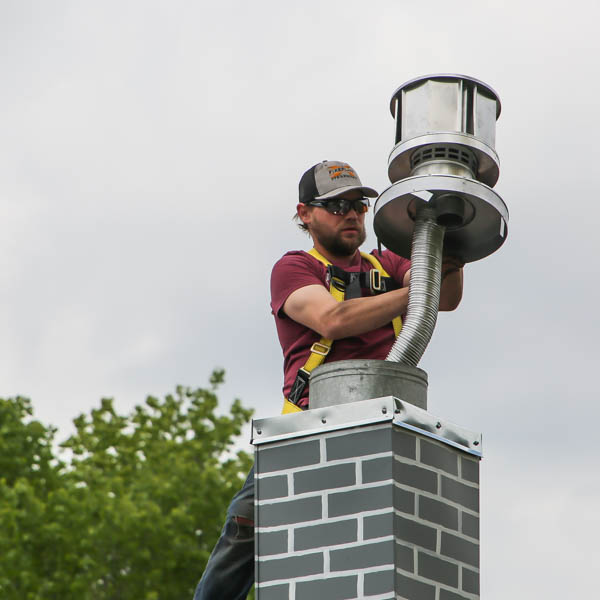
[299,160,378,204]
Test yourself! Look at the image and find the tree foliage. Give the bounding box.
[0,370,253,599]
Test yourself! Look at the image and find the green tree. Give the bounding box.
[0,397,64,597]
[0,370,254,600]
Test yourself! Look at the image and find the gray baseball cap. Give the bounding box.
[299,160,378,204]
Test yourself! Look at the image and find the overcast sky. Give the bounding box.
[1,1,599,598]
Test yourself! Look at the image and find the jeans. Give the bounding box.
[193,466,255,600]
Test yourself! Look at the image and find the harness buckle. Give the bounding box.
[327,265,347,292]
[370,269,382,293]
[288,368,310,405]
[310,341,331,356]
[331,277,346,292]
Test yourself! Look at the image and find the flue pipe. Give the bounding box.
[386,205,445,364]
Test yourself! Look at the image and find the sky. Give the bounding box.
[1,0,599,597]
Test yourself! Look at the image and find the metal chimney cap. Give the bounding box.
[389,73,502,119]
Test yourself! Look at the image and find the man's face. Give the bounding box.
[300,191,367,257]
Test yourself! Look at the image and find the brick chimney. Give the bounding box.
[252,397,481,599]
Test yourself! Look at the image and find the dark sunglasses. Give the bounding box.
[309,197,370,215]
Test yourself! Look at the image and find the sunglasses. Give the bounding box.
[309,197,370,215]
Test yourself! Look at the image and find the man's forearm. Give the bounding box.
[284,258,462,340]
[318,287,410,340]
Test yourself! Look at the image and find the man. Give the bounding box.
[193,160,463,600]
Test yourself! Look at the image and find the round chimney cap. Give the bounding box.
[389,73,501,119]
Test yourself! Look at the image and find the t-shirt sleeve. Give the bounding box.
[270,252,326,317]
[372,249,411,285]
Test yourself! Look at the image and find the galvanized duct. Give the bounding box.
[386,205,445,365]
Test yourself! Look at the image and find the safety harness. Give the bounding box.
[282,248,403,414]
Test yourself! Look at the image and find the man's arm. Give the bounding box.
[283,284,410,340]
[282,256,462,339]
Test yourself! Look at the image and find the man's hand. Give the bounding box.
[442,256,465,278]
[439,256,464,311]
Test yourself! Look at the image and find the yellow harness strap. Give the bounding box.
[282,249,403,414]
[359,253,403,337]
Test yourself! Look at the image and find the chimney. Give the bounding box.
[252,398,481,599]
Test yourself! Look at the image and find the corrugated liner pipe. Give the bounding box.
[386,205,445,365]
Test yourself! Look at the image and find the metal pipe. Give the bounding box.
[386,205,445,365]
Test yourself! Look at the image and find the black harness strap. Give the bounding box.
[327,265,401,300]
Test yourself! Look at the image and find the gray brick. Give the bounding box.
[393,428,417,459]
[462,512,479,540]
[295,519,357,550]
[394,460,438,494]
[441,476,478,512]
[326,427,391,460]
[461,456,479,484]
[439,589,470,600]
[396,541,414,572]
[258,496,322,527]
[257,583,289,600]
[394,485,416,514]
[441,532,479,567]
[294,463,355,494]
[258,552,323,582]
[418,552,458,587]
[364,513,392,540]
[258,475,288,500]
[462,566,479,594]
[330,539,394,571]
[363,456,393,483]
[258,440,320,473]
[296,575,357,600]
[395,572,436,600]
[364,569,394,595]
[257,530,287,556]
[329,483,392,517]
[419,495,458,530]
[394,514,437,551]
[420,440,458,476]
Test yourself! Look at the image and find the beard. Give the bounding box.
[310,218,366,257]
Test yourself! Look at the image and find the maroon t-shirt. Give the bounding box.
[270,249,411,407]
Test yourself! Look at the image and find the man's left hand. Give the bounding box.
[442,256,465,278]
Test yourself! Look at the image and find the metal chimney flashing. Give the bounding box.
[394,398,483,457]
[251,396,482,456]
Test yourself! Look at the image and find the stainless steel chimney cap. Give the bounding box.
[375,73,508,263]
[388,73,502,186]
[389,73,501,119]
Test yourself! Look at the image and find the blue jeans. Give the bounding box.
[193,466,255,600]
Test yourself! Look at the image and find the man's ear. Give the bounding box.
[297,203,312,227]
